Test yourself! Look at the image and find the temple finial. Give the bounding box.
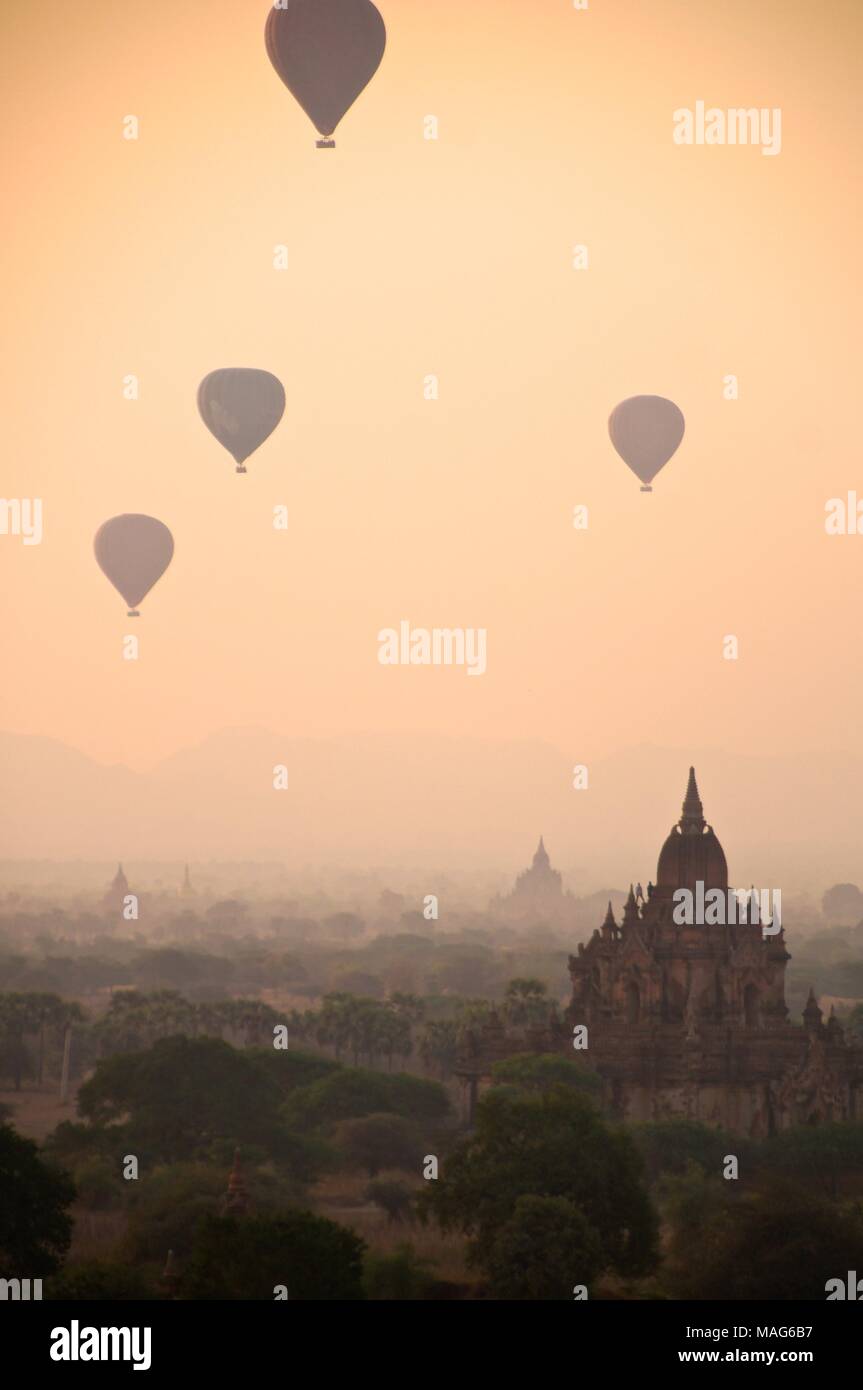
[680,767,706,830]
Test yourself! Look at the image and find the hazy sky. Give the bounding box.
[2,0,861,780]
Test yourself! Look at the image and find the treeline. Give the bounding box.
[0,979,562,1091]
[0,929,571,1001]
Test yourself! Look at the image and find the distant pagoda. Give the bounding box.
[102,863,130,914]
[490,837,575,923]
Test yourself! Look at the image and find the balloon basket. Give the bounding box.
[127,610,140,618]
[640,485,653,493]
[316,139,336,149]
[235,465,248,474]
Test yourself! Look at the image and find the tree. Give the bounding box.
[323,913,365,941]
[229,998,282,1048]
[181,1211,366,1300]
[69,1155,124,1211]
[76,1036,285,1164]
[315,993,359,1061]
[46,1259,156,1301]
[503,978,550,1027]
[283,1067,449,1132]
[661,1170,863,1300]
[373,1008,413,1071]
[418,1020,459,1080]
[133,949,204,992]
[432,948,498,996]
[484,1195,604,1299]
[0,1123,75,1277]
[365,1178,416,1224]
[420,1087,658,1281]
[0,995,32,1090]
[633,1118,741,1185]
[388,993,425,1026]
[245,1047,341,1100]
[334,1113,423,1177]
[122,1161,305,1263]
[0,993,83,1090]
[93,990,194,1057]
[491,1052,600,1097]
[18,993,82,1086]
[760,1122,863,1201]
[363,1243,433,1299]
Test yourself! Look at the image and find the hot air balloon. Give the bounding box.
[94,515,174,617]
[197,369,285,474]
[608,396,685,492]
[265,0,386,148]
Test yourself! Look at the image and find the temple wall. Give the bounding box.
[608,1080,774,1137]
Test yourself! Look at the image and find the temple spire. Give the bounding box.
[222,1148,249,1215]
[533,836,549,867]
[680,766,706,831]
[622,883,640,928]
[803,987,823,1032]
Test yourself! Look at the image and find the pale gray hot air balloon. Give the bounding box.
[265,0,387,148]
[94,515,174,617]
[608,396,685,492]
[197,368,286,474]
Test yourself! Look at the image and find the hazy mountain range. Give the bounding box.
[1,729,860,895]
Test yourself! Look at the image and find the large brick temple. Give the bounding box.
[459,769,863,1136]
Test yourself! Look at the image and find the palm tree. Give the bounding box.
[503,978,549,1027]
[388,993,426,1026]
[376,1009,413,1071]
[0,994,33,1091]
[230,998,280,1047]
[315,993,356,1061]
[418,1020,459,1081]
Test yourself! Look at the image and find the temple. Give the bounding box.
[490,837,575,923]
[102,863,130,915]
[461,769,863,1135]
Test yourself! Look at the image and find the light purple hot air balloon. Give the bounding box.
[94,514,174,617]
[197,368,285,474]
[609,396,685,492]
[265,0,386,148]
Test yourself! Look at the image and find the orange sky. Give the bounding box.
[2,0,862,776]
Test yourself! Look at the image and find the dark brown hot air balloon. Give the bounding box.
[608,396,685,492]
[265,0,386,148]
[94,515,174,617]
[197,368,286,474]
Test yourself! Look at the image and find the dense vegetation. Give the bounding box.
[2,893,862,1300]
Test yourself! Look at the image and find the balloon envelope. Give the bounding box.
[197,368,286,469]
[94,515,174,613]
[265,0,386,140]
[609,396,685,488]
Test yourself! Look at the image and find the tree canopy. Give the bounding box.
[180,1211,366,1300]
[283,1066,449,1132]
[420,1086,658,1283]
[76,1035,285,1164]
[0,1122,75,1277]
